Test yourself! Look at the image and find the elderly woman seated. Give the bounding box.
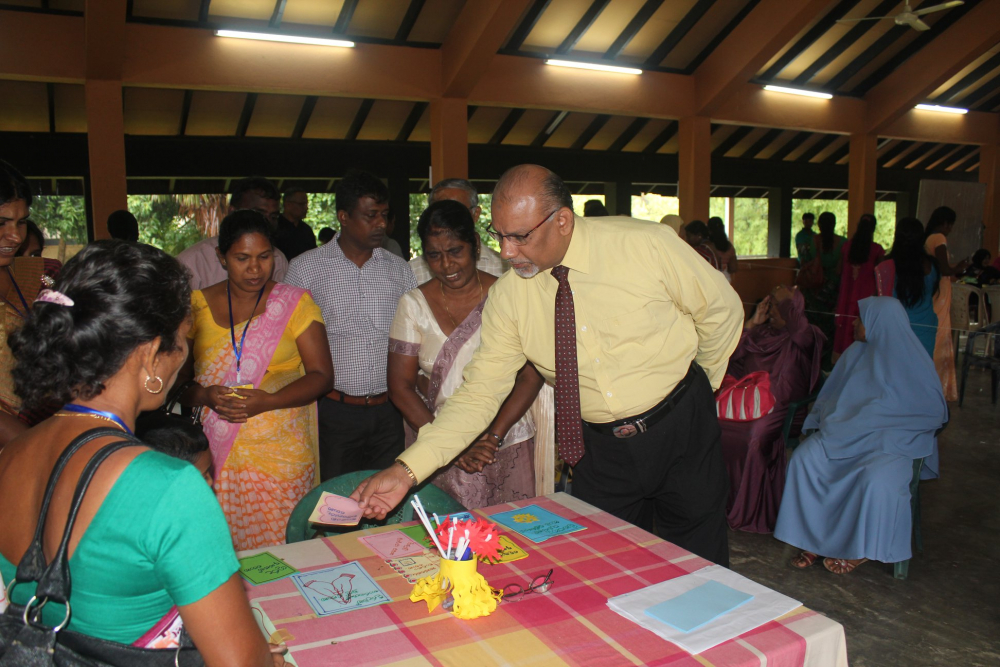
[775,297,947,574]
[720,286,825,533]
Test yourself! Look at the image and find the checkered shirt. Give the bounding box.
[283,234,417,395]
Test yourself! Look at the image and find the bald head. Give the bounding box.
[492,165,573,214]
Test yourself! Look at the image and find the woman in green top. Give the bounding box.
[800,211,846,361]
[0,241,283,666]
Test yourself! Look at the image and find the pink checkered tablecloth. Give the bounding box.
[241,493,847,667]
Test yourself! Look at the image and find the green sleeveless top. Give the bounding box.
[0,451,238,644]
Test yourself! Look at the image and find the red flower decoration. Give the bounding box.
[435,517,504,562]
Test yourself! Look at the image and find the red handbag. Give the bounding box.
[716,371,776,421]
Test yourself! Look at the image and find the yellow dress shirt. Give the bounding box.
[400,215,744,481]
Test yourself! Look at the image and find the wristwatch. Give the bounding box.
[487,431,505,447]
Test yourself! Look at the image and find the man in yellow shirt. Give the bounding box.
[353,165,743,565]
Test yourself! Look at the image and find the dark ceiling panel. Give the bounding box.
[557,0,612,54]
[712,126,753,157]
[644,0,716,68]
[643,121,679,153]
[604,0,664,60]
[938,51,1000,101]
[608,117,650,151]
[505,0,552,52]
[758,0,860,81]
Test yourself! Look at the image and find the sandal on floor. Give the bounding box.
[790,551,819,569]
[823,557,868,574]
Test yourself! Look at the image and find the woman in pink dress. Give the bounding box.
[833,214,884,355]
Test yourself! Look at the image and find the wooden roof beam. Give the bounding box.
[440,0,533,98]
[693,0,832,116]
[864,0,1000,135]
[86,0,126,81]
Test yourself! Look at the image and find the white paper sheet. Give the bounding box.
[607,564,802,655]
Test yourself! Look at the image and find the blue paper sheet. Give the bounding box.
[291,562,391,617]
[643,581,754,633]
[489,505,586,543]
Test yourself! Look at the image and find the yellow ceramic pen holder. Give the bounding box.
[410,557,500,620]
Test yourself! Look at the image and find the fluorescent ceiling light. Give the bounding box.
[914,103,968,115]
[545,59,642,75]
[763,85,832,100]
[215,29,355,48]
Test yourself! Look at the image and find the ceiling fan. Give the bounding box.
[836,1,964,32]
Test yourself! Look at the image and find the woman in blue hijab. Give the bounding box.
[774,297,947,574]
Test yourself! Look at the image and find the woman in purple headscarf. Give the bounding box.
[720,286,826,533]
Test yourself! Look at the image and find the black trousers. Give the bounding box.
[317,398,404,482]
[572,365,730,566]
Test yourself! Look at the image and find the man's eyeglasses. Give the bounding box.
[499,569,554,602]
[486,209,559,247]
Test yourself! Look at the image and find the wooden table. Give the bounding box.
[241,493,848,667]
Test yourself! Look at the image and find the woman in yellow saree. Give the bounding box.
[181,210,333,550]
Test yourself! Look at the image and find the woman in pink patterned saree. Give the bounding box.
[181,210,333,550]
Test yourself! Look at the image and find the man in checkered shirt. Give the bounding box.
[285,170,417,481]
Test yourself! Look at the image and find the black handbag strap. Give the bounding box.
[15,428,144,605]
[15,427,135,585]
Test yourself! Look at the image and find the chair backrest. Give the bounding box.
[965,320,1000,363]
[951,283,987,331]
[285,471,467,544]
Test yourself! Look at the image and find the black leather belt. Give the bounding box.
[585,363,698,438]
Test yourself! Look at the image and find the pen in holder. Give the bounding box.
[406,497,503,620]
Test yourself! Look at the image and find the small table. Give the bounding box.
[241,493,847,667]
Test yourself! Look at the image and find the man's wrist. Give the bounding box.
[395,459,418,487]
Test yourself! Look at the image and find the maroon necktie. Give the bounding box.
[552,265,586,466]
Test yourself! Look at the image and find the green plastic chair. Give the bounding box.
[285,469,467,543]
[780,373,827,455]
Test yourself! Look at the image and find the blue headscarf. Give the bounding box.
[804,297,947,472]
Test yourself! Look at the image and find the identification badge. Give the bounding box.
[225,383,254,398]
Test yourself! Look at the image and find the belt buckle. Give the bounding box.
[364,394,373,405]
[612,418,646,439]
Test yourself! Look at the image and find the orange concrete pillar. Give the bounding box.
[847,133,878,236]
[430,98,469,183]
[981,143,1000,256]
[84,79,127,239]
[678,116,711,224]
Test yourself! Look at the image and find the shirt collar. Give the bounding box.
[558,215,591,275]
[331,232,383,263]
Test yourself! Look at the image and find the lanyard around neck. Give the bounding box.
[227,282,265,384]
[2,266,31,319]
[61,403,133,435]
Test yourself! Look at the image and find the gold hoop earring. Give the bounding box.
[145,375,164,395]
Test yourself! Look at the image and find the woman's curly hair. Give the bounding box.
[9,240,191,410]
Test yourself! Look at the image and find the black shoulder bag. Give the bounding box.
[0,427,204,666]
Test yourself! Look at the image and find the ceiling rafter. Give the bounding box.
[851,0,978,96]
[334,0,358,36]
[608,117,650,151]
[235,93,257,138]
[556,0,611,54]
[604,0,663,60]
[643,121,678,154]
[956,71,1000,107]
[694,0,832,116]
[644,0,715,68]
[198,0,211,24]
[292,95,318,139]
[743,128,783,159]
[758,0,859,81]
[823,23,909,92]
[178,90,193,135]
[489,109,525,144]
[269,0,287,29]
[395,0,427,43]
[345,99,374,141]
[396,101,428,141]
[571,114,610,150]
[530,111,563,147]
[939,51,1000,101]
[864,0,1000,134]
[686,0,762,73]
[441,0,533,97]
[797,134,838,162]
[791,0,899,86]
[505,0,551,52]
[712,126,754,157]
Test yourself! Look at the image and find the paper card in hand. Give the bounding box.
[308,492,364,526]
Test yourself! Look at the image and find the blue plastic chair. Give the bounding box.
[285,470,466,543]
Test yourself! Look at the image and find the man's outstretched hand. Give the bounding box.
[349,463,413,520]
